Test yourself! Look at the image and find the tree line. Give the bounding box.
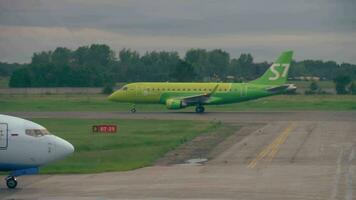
[0,44,354,89]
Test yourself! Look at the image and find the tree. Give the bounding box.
[141,51,180,81]
[31,51,52,66]
[230,53,257,81]
[333,75,351,94]
[309,81,319,92]
[7,45,356,88]
[0,62,24,77]
[52,47,71,66]
[9,68,31,87]
[349,82,356,95]
[117,49,142,82]
[208,49,230,79]
[169,60,196,82]
[185,49,209,80]
[9,44,117,87]
[305,81,321,95]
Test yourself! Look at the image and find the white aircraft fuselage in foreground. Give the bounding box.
[0,114,74,189]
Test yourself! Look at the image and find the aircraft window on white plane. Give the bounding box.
[26,129,50,137]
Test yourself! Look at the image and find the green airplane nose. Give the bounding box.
[108,92,118,101]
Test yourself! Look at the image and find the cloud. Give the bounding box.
[0,0,355,63]
[1,25,356,63]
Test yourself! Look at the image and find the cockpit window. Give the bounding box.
[25,129,50,137]
[122,86,128,91]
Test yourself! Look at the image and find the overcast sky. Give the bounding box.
[0,0,355,63]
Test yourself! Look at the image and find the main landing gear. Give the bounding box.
[195,105,205,113]
[130,104,136,113]
[5,176,17,189]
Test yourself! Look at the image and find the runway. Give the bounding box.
[1,111,356,200]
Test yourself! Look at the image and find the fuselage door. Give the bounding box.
[0,123,8,149]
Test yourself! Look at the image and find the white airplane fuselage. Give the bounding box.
[0,114,74,188]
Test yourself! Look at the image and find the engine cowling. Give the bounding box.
[166,99,187,110]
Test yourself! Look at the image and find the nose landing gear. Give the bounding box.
[5,176,17,189]
[130,104,136,113]
[4,167,39,189]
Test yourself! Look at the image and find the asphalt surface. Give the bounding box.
[1,111,356,200]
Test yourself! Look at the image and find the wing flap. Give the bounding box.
[172,84,219,105]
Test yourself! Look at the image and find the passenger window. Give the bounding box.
[26,129,50,137]
[122,87,128,91]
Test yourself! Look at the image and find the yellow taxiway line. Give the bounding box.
[247,122,295,169]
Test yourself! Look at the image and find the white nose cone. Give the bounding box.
[55,137,75,159]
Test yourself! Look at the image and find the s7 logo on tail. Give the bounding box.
[269,64,290,80]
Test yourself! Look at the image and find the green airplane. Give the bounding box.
[108,51,296,113]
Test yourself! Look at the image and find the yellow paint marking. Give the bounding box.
[267,123,294,162]
[247,123,295,168]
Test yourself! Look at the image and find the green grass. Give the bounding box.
[0,77,9,88]
[0,94,355,112]
[34,118,220,174]
[209,95,356,111]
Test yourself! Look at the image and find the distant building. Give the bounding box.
[291,76,320,81]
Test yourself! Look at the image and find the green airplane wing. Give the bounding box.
[168,84,219,105]
[250,51,293,85]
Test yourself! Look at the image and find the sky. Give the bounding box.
[0,0,355,63]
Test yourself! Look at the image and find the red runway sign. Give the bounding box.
[92,125,117,133]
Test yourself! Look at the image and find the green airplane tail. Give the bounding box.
[250,51,293,85]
